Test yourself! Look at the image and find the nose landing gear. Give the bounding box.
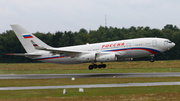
[150,55,154,62]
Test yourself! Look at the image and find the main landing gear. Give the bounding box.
[88,62,106,70]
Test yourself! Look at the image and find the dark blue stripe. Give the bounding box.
[103,47,161,54]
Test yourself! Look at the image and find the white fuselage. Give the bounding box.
[30,37,175,64]
[9,25,176,70]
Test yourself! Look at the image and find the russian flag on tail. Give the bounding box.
[30,40,43,49]
[33,44,38,46]
[23,34,33,39]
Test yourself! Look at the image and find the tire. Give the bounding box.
[102,64,106,68]
[98,65,102,69]
[150,57,154,62]
[88,65,93,70]
[150,59,154,62]
[93,64,97,69]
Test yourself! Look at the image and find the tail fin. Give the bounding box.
[10,24,51,53]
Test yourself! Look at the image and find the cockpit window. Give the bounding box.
[164,40,168,45]
[168,41,172,43]
[164,40,172,45]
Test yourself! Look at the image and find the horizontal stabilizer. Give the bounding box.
[6,53,42,56]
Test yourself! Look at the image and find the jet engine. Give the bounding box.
[96,53,117,62]
[76,53,96,62]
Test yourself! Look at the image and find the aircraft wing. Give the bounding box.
[30,40,91,55]
[43,48,126,59]
[30,40,124,56]
[42,47,91,54]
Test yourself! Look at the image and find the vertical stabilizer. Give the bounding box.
[10,24,51,53]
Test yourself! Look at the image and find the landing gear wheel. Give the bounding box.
[150,57,154,62]
[93,64,97,69]
[88,65,93,70]
[102,64,106,68]
[98,65,102,69]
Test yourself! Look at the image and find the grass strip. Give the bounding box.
[0,85,179,100]
[0,77,180,87]
[0,60,180,74]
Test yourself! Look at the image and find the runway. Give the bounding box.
[0,82,180,90]
[1,73,180,90]
[0,72,180,79]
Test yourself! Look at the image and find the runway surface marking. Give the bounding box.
[0,82,180,90]
[0,72,180,79]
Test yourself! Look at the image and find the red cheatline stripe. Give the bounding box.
[108,48,158,54]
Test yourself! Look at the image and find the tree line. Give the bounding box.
[0,24,179,63]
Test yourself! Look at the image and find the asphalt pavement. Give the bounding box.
[0,81,180,90]
[0,72,180,79]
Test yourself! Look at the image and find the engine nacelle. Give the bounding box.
[96,53,117,62]
[76,53,96,62]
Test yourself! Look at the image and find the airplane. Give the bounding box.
[7,24,175,70]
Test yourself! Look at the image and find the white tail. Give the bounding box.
[10,24,51,53]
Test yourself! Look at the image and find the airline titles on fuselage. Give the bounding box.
[86,42,151,51]
[85,42,125,51]
[102,42,125,48]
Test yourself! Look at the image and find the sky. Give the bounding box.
[1,0,180,33]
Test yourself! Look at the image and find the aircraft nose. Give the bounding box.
[168,42,175,50]
[172,42,175,47]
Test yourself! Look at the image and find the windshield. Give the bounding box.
[164,40,173,45]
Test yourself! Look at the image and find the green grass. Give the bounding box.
[0,60,180,74]
[0,77,180,87]
[0,86,180,100]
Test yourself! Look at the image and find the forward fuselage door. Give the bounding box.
[152,40,157,47]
